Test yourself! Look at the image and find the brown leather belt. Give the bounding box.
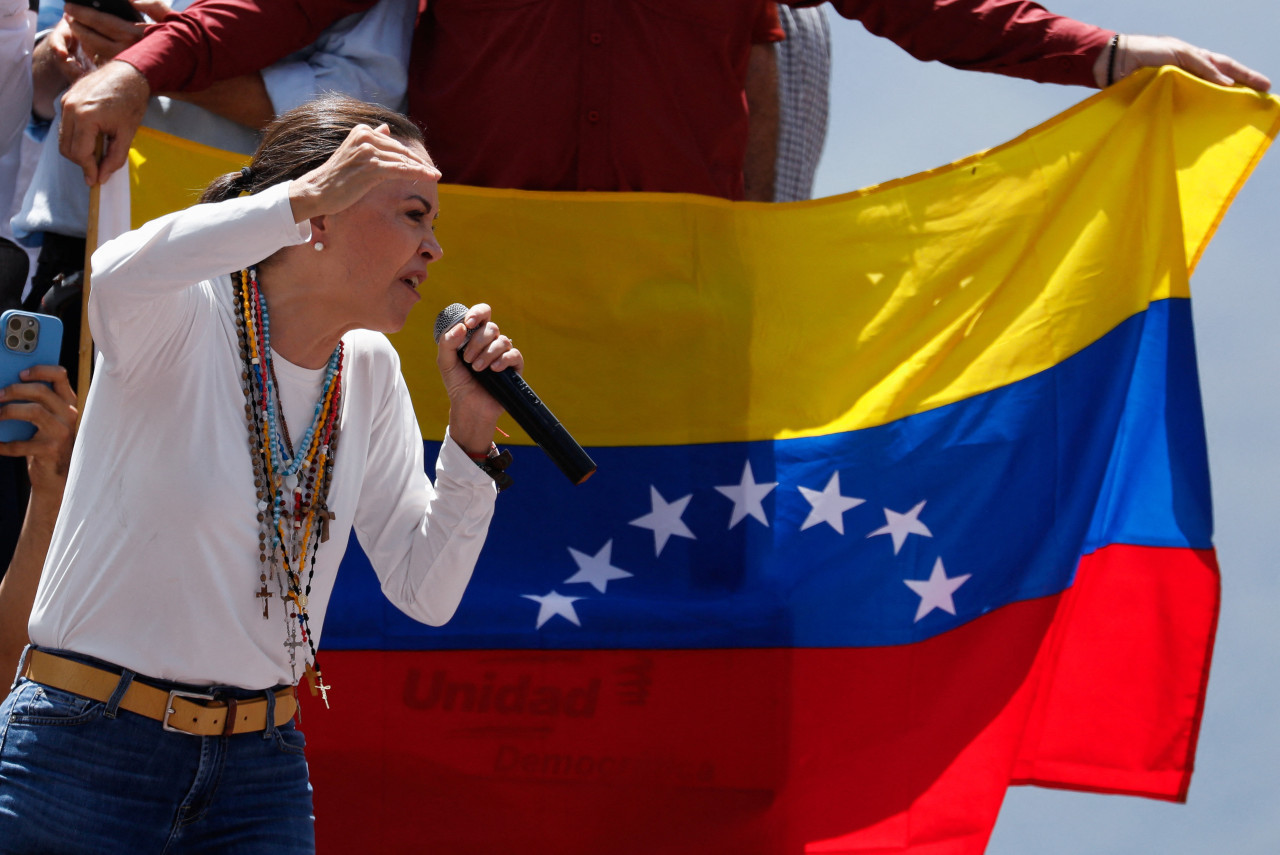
[22,649,297,736]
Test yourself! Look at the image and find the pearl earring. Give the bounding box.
[313,242,325,252]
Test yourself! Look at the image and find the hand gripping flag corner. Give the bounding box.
[127,68,1279,854]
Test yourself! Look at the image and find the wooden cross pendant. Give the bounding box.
[319,508,336,544]
[256,583,273,618]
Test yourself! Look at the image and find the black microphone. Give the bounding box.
[433,303,596,485]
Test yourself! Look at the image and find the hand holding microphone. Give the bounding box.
[434,303,596,485]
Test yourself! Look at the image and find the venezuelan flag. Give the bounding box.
[126,69,1278,854]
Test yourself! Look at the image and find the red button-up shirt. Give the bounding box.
[119,0,1110,200]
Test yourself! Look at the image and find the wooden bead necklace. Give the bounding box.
[233,266,343,706]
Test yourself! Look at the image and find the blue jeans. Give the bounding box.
[0,650,315,854]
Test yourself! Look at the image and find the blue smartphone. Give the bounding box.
[0,310,65,443]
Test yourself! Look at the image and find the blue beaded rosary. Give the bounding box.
[234,266,343,705]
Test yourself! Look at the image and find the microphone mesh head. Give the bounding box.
[433,303,469,343]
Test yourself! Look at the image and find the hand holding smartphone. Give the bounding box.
[0,311,66,444]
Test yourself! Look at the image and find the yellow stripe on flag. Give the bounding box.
[128,68,1278,447]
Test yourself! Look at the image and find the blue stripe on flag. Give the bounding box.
[324,299,1209,652]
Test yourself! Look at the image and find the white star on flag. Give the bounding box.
[714,461,779,529]
[629,485,696,556]
[903,558,971,622]
[868,500,933,554]
[563,539,632,593]
[798,472,865,534]
[521,590,584,629]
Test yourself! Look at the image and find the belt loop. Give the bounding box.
[222,698,238,736]
[104,669,135,719]
[262,686,278,740]
[12,644,32,690]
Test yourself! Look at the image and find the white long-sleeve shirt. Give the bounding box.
[29,181,496,689]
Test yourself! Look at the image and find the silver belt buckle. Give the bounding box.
[163,689,218,734]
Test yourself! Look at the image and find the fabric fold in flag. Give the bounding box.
[126,68,1279,854]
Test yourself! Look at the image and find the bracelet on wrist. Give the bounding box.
[1106,33,1121,87]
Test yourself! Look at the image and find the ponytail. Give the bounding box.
[198,167,257,205]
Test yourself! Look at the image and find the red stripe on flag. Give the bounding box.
[1011,544,1219,801]
[303,544,1216,853]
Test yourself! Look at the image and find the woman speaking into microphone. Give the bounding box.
[0,94,519,851]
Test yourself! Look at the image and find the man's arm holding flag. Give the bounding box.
[56,0,1271,186]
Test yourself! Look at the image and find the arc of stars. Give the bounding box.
[528,474,969,632]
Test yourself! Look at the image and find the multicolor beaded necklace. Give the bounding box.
[233,265,344,706]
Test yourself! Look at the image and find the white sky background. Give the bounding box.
[811,1,1279,852]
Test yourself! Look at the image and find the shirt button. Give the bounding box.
[587,110,601,123]
[589,32,603,45]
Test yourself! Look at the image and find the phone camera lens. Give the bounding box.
[5,334,17,349]
[22,329,35,342]
[6,317,19,332]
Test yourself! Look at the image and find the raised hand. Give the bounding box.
[288,124,443,224]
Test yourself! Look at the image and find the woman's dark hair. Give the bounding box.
[199,94,426,204]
